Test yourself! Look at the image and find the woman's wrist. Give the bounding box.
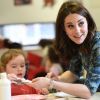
[48,79,57,93]
[49,79,54,89]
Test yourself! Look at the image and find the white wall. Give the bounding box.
[0,0,65,24]
[0,0,100,30]
[83,0,100,31]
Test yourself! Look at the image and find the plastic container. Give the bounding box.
[0,72,11,100]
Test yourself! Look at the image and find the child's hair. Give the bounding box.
[0,49,26,71]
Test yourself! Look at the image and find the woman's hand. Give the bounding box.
[30,77,50,89]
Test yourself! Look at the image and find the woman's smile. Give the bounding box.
[64,13,88,44]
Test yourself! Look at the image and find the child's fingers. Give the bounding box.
[7,74,18,80]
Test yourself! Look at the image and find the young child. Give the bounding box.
[0,49,48,96]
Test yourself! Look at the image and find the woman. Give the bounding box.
[31,1,100,99]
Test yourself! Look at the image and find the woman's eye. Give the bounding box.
[67,24,74,29]
[79,21,84,26]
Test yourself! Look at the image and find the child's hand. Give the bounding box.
[7,74,28,84]
[7,74,18,81]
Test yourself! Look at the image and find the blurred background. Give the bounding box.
[0,0,100,79]
[0,0,100,49]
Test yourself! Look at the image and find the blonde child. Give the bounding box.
[0,49,48,95]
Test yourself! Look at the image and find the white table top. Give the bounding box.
[11,92,100,100]
[46,92,100,100]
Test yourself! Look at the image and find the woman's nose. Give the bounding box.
[74,26,81,35]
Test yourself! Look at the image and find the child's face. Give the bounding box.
[6,55,26,78]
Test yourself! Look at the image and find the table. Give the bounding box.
[46,92,100,100]
[12,92,100,100]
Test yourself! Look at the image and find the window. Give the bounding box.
[2,23,55,46]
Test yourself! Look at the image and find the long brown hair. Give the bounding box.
[54,0,97,61]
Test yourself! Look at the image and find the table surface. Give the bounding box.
[12,92,100,100]
[46,92,100,100]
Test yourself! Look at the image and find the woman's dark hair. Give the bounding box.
[54,0,97,60]
[48,46,59,63]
